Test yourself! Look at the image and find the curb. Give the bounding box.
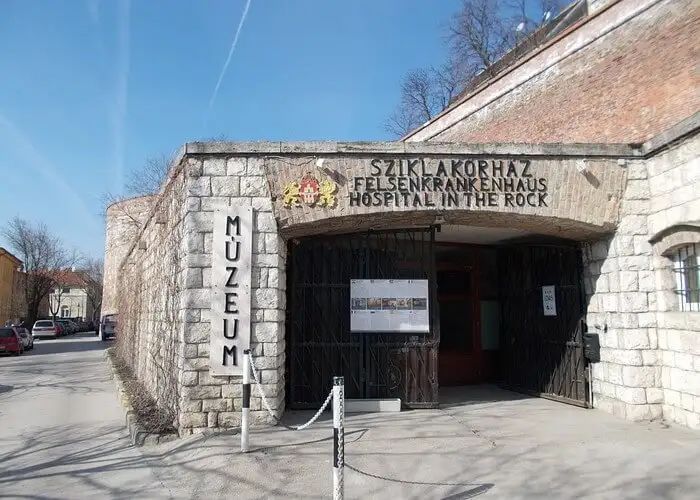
[104,348,178,446]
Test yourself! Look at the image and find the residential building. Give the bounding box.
[0,247,23,326]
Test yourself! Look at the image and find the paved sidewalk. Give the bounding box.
[0,334,169,499]
[142,386,700,499]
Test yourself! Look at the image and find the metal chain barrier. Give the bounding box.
[245,353,345,499]
[248,352,333,431]
[333,377,345,500]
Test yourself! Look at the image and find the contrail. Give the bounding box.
[208,0,252,111]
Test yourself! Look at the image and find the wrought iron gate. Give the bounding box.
[498,244,588,406]
[286,228,439,409]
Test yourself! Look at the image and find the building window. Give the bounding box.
[62,287,70,294]
[672,243,700,311]
[61,306,70,318]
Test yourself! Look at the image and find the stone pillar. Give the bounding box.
[177,156,286,435]
[583,160,663,421]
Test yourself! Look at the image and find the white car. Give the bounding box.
[15,327,34,350]
[32,319,62,338]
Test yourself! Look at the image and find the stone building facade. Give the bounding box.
[104,0,699,435]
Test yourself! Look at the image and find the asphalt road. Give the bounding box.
[0,333,170,499]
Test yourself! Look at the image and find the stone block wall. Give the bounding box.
[114,171,187,426]
[647,134,700,429]
[657,312,700,428]
[583,156,663,421]
[177,155,286,435]
[103,195,156,315]
[585,131,700,429]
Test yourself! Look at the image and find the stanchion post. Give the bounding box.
[241,349,251,453]
[332,376,345,500]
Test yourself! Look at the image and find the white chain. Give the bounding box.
[248,353,333,431]
[336,382,345,498]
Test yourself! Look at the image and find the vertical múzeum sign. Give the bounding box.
[210,206,252,376]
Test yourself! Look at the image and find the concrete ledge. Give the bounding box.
[181,140,641,158]
[104,348,178,447]
[346,398,401,413]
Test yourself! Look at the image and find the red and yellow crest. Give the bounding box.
[283,173,337,208]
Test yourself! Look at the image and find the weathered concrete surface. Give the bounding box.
[0,334,169,499]
[142,385,700,499]
[1,345,698,499]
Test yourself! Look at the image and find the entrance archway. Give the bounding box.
[285,224,589,409]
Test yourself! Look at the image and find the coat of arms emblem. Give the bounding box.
[283,173,337,208]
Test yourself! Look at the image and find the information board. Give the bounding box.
[350,279,429,333]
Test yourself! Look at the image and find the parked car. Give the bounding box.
[15,327,34,350]
[0,327,23,355]
[32,319,63,338]
[100,314,117,341]
[56,319,77,335]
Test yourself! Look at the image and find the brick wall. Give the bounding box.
[407,0,699,144]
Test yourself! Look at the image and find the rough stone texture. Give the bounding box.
[647,135,700,429]
[107,131,699,433]
[585,133,700,429]
[175,156,285,434]
[406,0,699,145]
[267,155,627,241]
[103,195,157,315]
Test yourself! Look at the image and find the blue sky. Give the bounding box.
[0,0,458,259]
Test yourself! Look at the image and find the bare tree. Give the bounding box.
[386,63,472,137]
[48,274,67,319]
[387,0,565,137]
[124,154,173,197]
[2,218,80,326]
[102,135,230,222]
[82,258,104,323]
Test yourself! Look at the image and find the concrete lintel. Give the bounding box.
[179,140,641,158]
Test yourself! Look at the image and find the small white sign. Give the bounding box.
[542,285,557,316]
[350,279,429,333]
[210,206,253,376]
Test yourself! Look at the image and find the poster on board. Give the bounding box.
[350,279,429,333]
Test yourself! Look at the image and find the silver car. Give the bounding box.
[100,314,117,341]
[32,320,62,338]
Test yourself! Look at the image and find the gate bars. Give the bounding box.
[241,350,346,500]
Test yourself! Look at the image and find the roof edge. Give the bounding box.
[176,140,643,158]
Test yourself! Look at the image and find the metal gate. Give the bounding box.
[286,228,439,409]
[498,244,588,406]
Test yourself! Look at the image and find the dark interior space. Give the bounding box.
[286,228,587,409]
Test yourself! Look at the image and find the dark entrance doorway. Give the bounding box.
[435,245,501,386]
[286,228,587,409]
[286,228,439,409]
